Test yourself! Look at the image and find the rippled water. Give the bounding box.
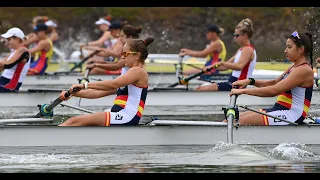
[0,143,319,173]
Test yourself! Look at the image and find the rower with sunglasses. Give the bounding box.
[0,27,31,92]
[58,37,154,126]
[85,24,142,75]
[229,31,314,126]
[196,18,257,91]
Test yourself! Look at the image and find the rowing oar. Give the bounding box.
[69,50,100,72]
[168,64,219,88]
[60,103,95,114]
[224,88,239,144]
[175,55,184,78]
[33,87,81,118]
[239,105,298,125]
[76,67,92,106]
[79,44,85,59]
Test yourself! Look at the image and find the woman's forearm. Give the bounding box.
[253,79,276,87]
[243,86,278,97]
[74,89,116,99]
[95,63,123,71]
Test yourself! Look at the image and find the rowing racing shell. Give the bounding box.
[104,67,148,126]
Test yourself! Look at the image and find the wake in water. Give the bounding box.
[0,142,317,172]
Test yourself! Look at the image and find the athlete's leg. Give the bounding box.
[59,112,106,126]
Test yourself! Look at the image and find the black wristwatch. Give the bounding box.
[248,78,255,85]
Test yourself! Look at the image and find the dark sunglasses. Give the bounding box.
[234,33,243,38]
[122,51,138,57]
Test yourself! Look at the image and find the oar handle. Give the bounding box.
[168,64,220,88]
[44,87,80,112]
[64,90,72,98]
[34,87,82,118]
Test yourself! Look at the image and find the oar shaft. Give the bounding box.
[175,56,184,78]
[168,66,214,88]
[168,70,207,87]
[239,105,298,125]
[83,68,90,78]
[45,98,63,111]
[34,88,79,118]
[184,68,212,81]
[70,50,99,72]
[226,94,238,144]
[77,68,92,107]
[60,103,95,114]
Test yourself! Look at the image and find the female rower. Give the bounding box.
[85,24,142,75]
[0,27,31,92]
[230,31,314,125]
[58,37,154,126]
[27,23,53,75]
[196,18,256,91]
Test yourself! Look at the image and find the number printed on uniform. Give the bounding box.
[115,114,123,120]
[273,115,287,123]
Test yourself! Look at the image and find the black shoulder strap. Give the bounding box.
[4,51,30,69]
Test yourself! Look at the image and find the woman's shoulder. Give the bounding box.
[17,46,29,52]
[128,66,148,74]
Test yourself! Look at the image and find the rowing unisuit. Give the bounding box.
[260,63,313,125]
[104,66,148,126]
[0,50,31,92]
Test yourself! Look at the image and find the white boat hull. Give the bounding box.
[0,120,319,146]
[20,69,284,86]
[0,90,282,107]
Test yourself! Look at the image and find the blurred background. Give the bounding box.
[0,7,319,62]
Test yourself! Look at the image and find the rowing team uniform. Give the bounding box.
[204,39,227,75]
[259,63,313,125]
[104,66,148,126]
[27,38,53,75]
[217,44,257,91]
[0,49,31,92]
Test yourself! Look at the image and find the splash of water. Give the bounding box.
[269,143,317,161]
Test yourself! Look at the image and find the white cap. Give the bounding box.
[45,20,58,27]
[95,18,111,26]
[1,27,25,40]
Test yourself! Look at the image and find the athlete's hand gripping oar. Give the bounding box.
[168,64,220,88]
[69,50,100,72]
[34,87,81,118]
